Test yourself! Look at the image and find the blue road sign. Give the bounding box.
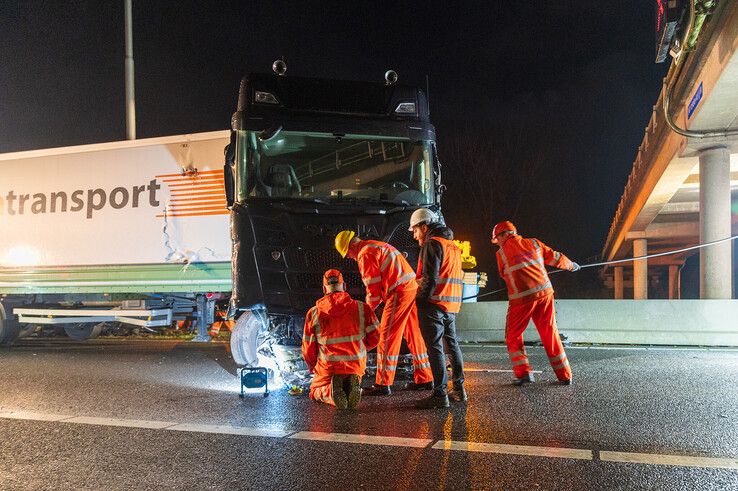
[688,82,703,119]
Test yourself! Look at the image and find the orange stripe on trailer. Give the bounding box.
[169,184,223,193]
[170,205,227,211]
[161,179,224,186]
[170,197,227,204]
[167,179,224,187]
[166,204,228,212]
[170,190,225,197]
[170,190,225,201]
[160,173,224,182]
[155,169,224,178]
[156,210,230,218]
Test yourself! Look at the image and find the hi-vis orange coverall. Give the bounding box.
[302,291,380,405]
[496,235,574,381]
[356,240,433,386]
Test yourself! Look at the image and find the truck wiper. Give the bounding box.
[266,197,330,205]
[328,196,410,207]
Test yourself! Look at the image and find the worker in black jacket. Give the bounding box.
[409,208,466,409]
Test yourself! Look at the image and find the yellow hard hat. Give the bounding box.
[335,230,356,258]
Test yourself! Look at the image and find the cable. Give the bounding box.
[581,234,738,268]
[462,234,738,301]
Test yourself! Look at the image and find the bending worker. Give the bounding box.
[409,209,467,409]
[491,221,579,386]
[335,230,434,396]
[302,269,380,410]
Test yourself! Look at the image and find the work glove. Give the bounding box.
[570,262,581,272]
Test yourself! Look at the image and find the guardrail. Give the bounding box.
[456,300,738,346]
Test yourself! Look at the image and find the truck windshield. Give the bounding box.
[236,130,433,206]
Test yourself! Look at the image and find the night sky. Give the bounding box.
[0,1,668,296]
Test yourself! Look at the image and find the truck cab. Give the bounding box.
[225,70,442,329]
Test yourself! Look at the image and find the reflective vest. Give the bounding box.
[416,237,465,313]
[357,240,417,309]
[302,293,380,376]
[496,236,573,306]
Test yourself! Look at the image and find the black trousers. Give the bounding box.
[417,303,465,396]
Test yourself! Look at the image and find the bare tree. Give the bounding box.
[440,120,549,227]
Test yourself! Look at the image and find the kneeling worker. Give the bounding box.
[302,269,380,409]
[491,221,579,385]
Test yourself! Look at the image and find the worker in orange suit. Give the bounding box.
[335,230,434,396]
[302,269,380,410]
[492,221,579,386]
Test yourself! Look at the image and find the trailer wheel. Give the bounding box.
[0,303,21,346]
[64,322,104,341]
[16,324,38,339]
[230,310,268,367]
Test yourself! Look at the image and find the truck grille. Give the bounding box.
[388,227,417,251]
[288,272,363,291]
[284,247,357,272]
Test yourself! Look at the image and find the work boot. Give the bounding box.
[332,375,348,410]
[560,377,573,386]
[363,384,391,396]
[415,393,450,409]
[346,375,362,409]
[404,381,433,391]
[448,384,467,402]
[513,373,535,386]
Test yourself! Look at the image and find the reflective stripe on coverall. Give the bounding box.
[497,236,573,381]
[416,237,465,313]
[356,240,433,386]
[302,292,380,405]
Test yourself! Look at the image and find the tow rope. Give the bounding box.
[462,234,738,301]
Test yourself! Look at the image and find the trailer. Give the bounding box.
[0,131,232,343]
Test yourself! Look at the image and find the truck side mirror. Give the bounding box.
[224,134,236,208]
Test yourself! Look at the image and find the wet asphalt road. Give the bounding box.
[0,339,737,490]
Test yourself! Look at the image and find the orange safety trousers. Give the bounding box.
[375,287,434,386]
[505,293,572,381]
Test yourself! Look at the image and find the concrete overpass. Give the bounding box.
[602,1,738,300]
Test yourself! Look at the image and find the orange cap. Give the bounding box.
[323,269,344,287]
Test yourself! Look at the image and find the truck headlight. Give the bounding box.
[394,102,416,114]
[255,91,280,104]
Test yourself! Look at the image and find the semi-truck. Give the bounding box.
[0,64,444,367]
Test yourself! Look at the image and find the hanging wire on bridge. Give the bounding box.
[463,234,738,301]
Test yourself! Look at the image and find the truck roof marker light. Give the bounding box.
[394,102,417,114]
[255,91,280,105]
[272,59,287,76]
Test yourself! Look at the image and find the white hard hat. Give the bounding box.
[408,208,437,231]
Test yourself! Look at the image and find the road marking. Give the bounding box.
[290,431,432,448]
[600,451,738,470]
[167,423,290,438]
[465,368,543,374]
[2,410,737,469]
[433,440,592,460]
[566,346,738,352]
[65,416,175,430]
[461,344,738,353]
[0,410,72,422]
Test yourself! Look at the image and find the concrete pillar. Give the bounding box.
[668,265,680,300]
[633,239,648,300]
[614,266,624,299]
[699,146,732,299]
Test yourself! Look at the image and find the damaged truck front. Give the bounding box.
[225,71,442,374]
